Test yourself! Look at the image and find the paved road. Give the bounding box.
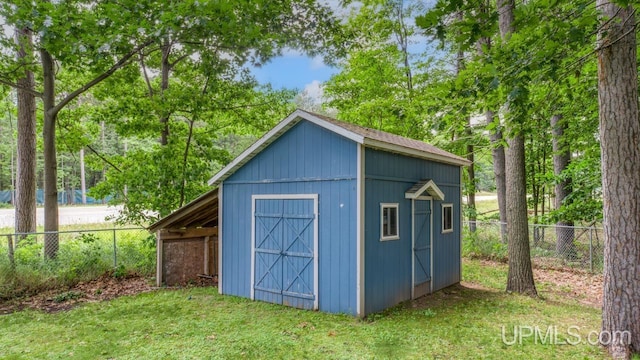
[0,205,122,228]
[463,194,497,202]
[0,195,497,228]
[473,195,498,201]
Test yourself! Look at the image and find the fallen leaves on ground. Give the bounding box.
[476,259,603,308]
[0,260,603,315]
[532,265,602,308]
[0,274,153,314]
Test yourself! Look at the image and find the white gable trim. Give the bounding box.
[303,112,365,144]
[405,179,445,201]
[208,110,364,186]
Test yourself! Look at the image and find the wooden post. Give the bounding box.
[213,235,218,276]
[203,236,210,276]
[156,231,163,287]
[7,235,14,268]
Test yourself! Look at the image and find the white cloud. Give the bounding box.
[309,56,326,70]
[301,80,324,105]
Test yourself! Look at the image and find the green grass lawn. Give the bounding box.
[0,259,605,359]
[473,195,500,220]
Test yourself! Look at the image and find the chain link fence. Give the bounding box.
[0,227,155,300]
[463,221,604,272]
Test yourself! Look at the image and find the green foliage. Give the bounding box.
[0,228,154,299]
[0,0,346,226]
[112,264,127,279]
[473,158,498,192]
[0,94,16,192]
[415,0,603,223]
[324,0,432,140]
[90,79,296,224]
[547,155,603,223]
[463,227,507,261]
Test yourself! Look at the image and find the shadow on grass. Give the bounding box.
[365,282,505,322]
[407,282,502,310]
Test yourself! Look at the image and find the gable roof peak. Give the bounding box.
[208,109,469,186]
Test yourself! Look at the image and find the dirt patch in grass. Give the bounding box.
[533,265,602,308]
[407,282,502,311]
[471,259,603,308]
[0,274,154,314]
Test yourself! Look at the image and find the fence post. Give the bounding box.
[113,228,117,268]
[7,234,14,268]
[589,227,593,273]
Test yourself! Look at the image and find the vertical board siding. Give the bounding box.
[364,148,461,315]
[230,121,356,182]
[432,185,462,291]
[222,121,358,315]
[364,178,412,314]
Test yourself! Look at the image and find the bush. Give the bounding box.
[0,228,155,300]
[462,226,507,261]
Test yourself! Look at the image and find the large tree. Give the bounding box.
[596,2,640,357]
[0,0,160,256]
[497,0,537,296]
[13,27,37,239]
[87,0,343,224]
[0,0,343,253]
[325,0,427,138]
[417,0,505,238]
[551,114,574,258]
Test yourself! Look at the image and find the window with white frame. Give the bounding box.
[442,203,453,233]
[380,203,399,241]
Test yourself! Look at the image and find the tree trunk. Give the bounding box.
[505,135,537,296]
[453,12,476,233]
[123,142,128,197]
[41,48,59,258]
[476,2,504,240]
[498,0,537,296]
[596,3,640,357]
[466,119,476,232]
[160,40,171,145]
[14,27,37,240]
[80,148,87,204]
[486,111,507,241]
[529,133,540,247]
[551,114,574,259]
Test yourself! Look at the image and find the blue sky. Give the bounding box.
[249,0,346,93]
[251,53,337,91]
[249,0,437,100]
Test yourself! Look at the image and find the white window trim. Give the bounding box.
[380,203,400,241]
[442,203,454,234]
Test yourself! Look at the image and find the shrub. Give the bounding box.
[0,228,155,300]
[462,227,507,261]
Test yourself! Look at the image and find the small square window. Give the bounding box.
[442,203,453,233]
[380,203,399,241]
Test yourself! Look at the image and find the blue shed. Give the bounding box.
[152,109,469,317]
